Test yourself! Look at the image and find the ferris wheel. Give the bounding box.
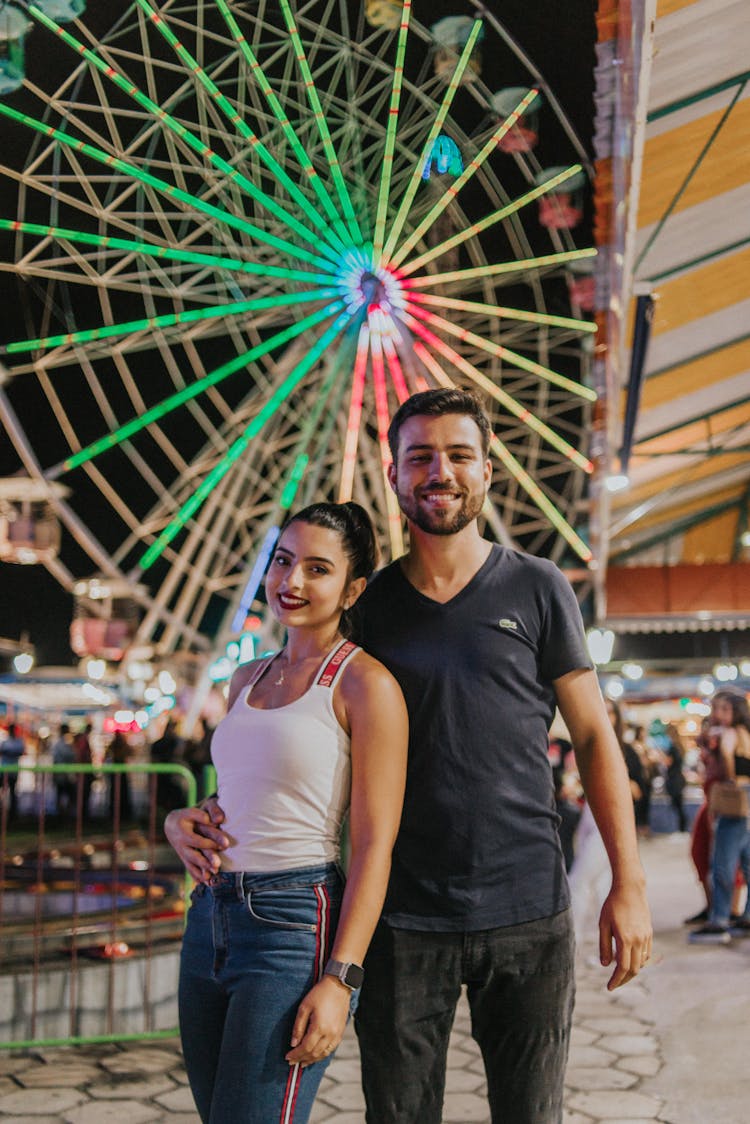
[0,0,596,659]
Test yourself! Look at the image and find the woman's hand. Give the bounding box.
[284,978,351,1068]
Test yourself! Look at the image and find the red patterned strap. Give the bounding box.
[317,640,359,688]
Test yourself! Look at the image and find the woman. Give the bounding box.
[177,502,408,1123]
[690,689,750,943]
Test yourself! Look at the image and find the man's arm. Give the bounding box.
[554,667,653,991]
[164,799,228,883]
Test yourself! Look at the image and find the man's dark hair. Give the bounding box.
[387,388,491,459]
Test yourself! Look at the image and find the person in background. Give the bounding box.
[150,718,184,812]
[624,724,652,837]
[685,718,726,924]
[51,722,76,818]
[0,723,26,819]
[107,731,133,822]
[690,689,750,943]
[72,722,94,820]
[663,722,688,833]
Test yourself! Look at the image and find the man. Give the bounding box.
[166,389,651,1123]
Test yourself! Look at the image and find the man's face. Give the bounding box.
[388,413,491,536]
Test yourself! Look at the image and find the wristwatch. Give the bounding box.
[324,958,364,990]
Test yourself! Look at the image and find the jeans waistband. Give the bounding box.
[206,861,342,899]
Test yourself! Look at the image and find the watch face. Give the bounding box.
[343,963,364,989]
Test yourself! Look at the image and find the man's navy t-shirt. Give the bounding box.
[355,545,592,931]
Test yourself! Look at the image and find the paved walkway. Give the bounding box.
[0,833,747,1122]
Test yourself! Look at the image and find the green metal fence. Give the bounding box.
[0,762,196,1049]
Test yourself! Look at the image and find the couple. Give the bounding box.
[167,388,652,1124]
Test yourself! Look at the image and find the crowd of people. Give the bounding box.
[0,713,214,823]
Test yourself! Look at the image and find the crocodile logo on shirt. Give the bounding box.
[497,618,518,631]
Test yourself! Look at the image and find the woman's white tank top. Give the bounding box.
[211,640,359,872]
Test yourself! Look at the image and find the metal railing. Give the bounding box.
[0,763,196,1049]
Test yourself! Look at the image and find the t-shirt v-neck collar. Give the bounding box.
[394,544,498,609]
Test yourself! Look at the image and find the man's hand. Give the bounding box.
[598,879,653,991]
[164,797,228,882]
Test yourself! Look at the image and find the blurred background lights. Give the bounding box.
[586,627,615,665]
[621,662,643,680]
[713,662,738,682]
[605,678,624,699]
[698,677,715,697]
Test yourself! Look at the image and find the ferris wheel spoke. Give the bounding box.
[338,323,370,503]
[407,292,595,336]
[380,18,484,266]
[404,303,595,403]
[27,3,342,264]
[405,248,596,290]
[134,0,344,257]
[372,0,412,260]
[0,103,338,272]
[213,0,350,253]
[0,219,336,288]
[4,288,337,357]
[51,299,346,477]
[398,165,584,278]
[402,311,592,473]
[390,89,540,270]
[369,316,404,558]
[139,306,353,570]
[278,0,363,244]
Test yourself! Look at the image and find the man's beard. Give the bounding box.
[395,486,485,536]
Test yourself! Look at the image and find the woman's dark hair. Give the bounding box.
[713,689,750,733]
[605,697,624,746]
[283,502,379,636]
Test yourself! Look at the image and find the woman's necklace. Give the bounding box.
[272,641,339,688]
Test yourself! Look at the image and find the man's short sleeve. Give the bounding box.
[538,564,593,682]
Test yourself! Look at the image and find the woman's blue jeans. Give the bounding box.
[178,863,344,1124]
[710,815,750,926]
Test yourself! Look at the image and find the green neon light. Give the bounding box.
[139,309,352,570]
[135,0,346,256]
[62,300,345,472]
[410,292,596,334]
[406,248,597,288]
[280,454,310,510]
[26,4,338,263]
[0,103,338,273]
[213,0,350,251]
[0,219,335,285]
[399,165,584,277]
[380,18,484,265]
[6,289,337,355]
[372,0,412,259]
[278,0,362,244]
[391,88,540,269]
[405,303,597,401]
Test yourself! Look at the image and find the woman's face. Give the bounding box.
[264,521,359,634]
[711,696,734,728]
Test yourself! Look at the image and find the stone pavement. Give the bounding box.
[0,832,747,1122]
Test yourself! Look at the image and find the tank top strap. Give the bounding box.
[316,640,360,689]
